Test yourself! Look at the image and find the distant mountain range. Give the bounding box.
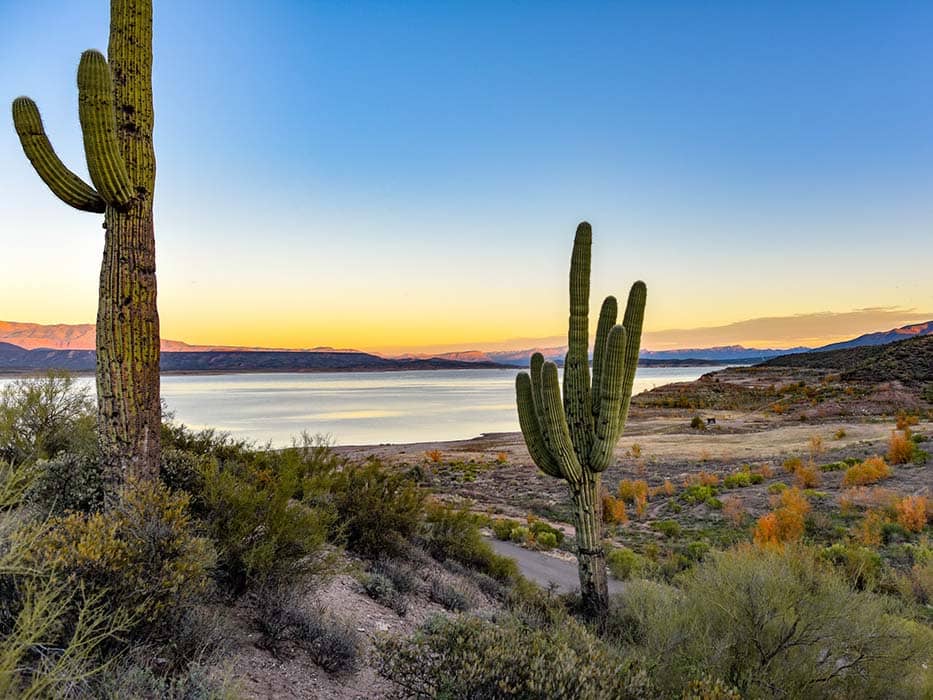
[0,342,508,374]
[760,334,933,384]
[1,319,930,373]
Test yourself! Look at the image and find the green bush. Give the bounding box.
[26,451,104,515]
[820,543,884,590]
[617,544,933,698]
[654,520,681,538]
[429,579,471,612]
[529,519,564,545]
[308,459,425,557]
[820,461,847,472]
[420,504,518,582]
[606,547,649,581]
[536,531,558,550]
[723,471,751,488]
[509,525,530,543]
[491,517,517,540]
[681,484,717,504]
[0,372,95,465]
[363,572,408,616]
[198,459,331,593]
[690,416,706,430]
[21,479,214,638]
[375,613,651,699]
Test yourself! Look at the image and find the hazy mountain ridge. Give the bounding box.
[758,334,933,383]
[3,319,929,369]
[0,344,508,373]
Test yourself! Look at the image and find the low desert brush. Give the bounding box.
[843,456,891,487]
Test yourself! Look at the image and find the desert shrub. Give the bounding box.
[26,451,104,515]
[607,547,650,581]
[429,579,471,612]
[723,471,751,489]
[721,496,746,527]
[22,480,214,635]
[297,606,363,673]
[686,541,710,562]
[198,460,330,593]
[893,559,933,610]
[420,504,518,582]
[159,447,205,496]
[604,578,683,647]
[854,510,885,546]
[253,584,361,672]
[311,459,425,557]
[820,460,846,472]
[654,520,681,539]
[681,484,717,505]
[425,449,442,464]
[0,461,38,511]
[834,428,847,440]
[528,518,564,545]
[767,481,788,494]
[0,580,126,699]
[371,557,419,595]
[793,463,821,488]
[363,572,409,616]
[888,430,916,465]
[536,531,557,550]
[753,487,810,546]
[491,517,517,540]
[895,495,929,533]
[843,456,891,487]
[782,456,803,473]
[602,493,629,524]
[90,658,231,699]
[625,545,932,698]
[375,613,650,699]
[509,525,531,543]
[820,543,884,590]
[618,479,648,503]
[0,372,95,464]
[690,416,706,430]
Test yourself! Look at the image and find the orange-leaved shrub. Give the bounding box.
[887,430,915,465]
[895,495,929,533]
[843,456,890,487]
[753,487,810,546]
[793,463,821,488]
[602,492,628,524]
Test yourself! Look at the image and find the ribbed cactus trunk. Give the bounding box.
[12,0,160,500]
[515,222,646,617]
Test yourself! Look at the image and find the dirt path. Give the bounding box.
[487,538,624,594]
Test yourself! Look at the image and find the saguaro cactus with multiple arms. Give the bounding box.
[12,0,160,498]
[515,222,646,615]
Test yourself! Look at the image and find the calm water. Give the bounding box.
[0,367,717,446]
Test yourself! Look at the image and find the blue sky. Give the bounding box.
[1,1,931,351]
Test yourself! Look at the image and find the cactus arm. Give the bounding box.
[516,372,562,478]
[617,281,647,433]
[590,295,618,416]
[77,50,134,209]
[590,325,627,471]
[563,222,594,458]
[11,97,106,213]
[540,361,583,483]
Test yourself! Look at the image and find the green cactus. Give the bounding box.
[12,0,161,500]
[515,222,646,615]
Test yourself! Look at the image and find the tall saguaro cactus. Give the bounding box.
[12,0,160,498]
[516,222,646,615]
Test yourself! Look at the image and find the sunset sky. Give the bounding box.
[1,1,931,353]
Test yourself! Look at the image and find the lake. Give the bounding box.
[0,367,717,446]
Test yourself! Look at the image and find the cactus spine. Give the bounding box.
[12,0,160,499]
[516,222,646,615]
